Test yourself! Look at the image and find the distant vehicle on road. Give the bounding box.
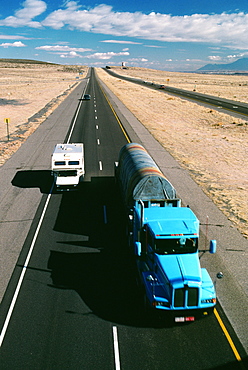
[83,94,91,100]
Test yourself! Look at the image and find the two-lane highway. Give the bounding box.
[0,68,128,369]
[105,68,248,118]
[0,68,247,369]
[69,69,128,178]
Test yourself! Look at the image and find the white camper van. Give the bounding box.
[51,143,84,190]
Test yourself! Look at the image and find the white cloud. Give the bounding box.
[86,51,130,60]
[41,4,248,49]
[185,59,202,62]
[101,40,142,44]
[144,45,165,48]
[1,2,248,49]
[35,44,92,52]
[208,52,248,62]
[0,34,30,40]
[128,57,148,62]
[227,52,248,59]
[60,51,82,58]
[0,41,26,48]
[208,55,222,61]
[0,0,47,28]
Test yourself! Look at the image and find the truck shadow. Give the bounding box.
[49,177,173,328]
[11,170,53,194]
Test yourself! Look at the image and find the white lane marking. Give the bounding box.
[96,125,99,130]
[0,80,90,347]
[99,161,102,171]
[67,80,89,143]
[0,186,54,347]
[67,105,81,142]
[95,109,97,113]
[113,326,121,370]
[103,205,107,224]
[97,139,100,145]
[95,116,98,119]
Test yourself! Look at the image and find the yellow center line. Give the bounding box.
[214,308,244,366]
[98,73,245,369]
[98,80,131,143]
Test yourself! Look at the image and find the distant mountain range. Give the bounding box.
[197,58,248,72]
[0,58,56,65]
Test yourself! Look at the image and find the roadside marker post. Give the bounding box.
[4,118,10,141]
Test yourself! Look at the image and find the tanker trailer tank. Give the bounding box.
[115,143,217,321]
[116,143,177,208]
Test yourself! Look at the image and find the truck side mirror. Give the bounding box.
[209,240,217,254]
[135,242,142,256]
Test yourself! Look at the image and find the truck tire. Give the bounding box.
[125,226,133,247]
[143,294,151,314]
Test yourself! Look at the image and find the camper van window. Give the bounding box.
[55,161,66,166]
[68,161,80,165]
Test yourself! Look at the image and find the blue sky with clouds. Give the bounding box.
[0,0,248,71]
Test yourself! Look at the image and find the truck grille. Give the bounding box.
[174,287,198,308]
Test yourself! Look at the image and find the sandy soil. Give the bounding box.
[0,62,87,164]
[109,66,248,103]
[96,67,248,239]
[0,62,247,238]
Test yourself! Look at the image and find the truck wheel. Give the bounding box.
[143,294,157,325]
[143,294,150,313]
[125,226,132,247]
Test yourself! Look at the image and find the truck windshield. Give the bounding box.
[56,170,77,177]
[155,238,197,254]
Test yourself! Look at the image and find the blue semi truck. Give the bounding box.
[116,143,217,322]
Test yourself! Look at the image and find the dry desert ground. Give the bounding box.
[96,67,248,239]
[0,62,247,239]
[0,62,86,163]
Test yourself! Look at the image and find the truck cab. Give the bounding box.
[133,205,216,319]
[116,143,217,321]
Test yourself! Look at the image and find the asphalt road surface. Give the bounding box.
[105,68,248,118]
[0,68,247,369]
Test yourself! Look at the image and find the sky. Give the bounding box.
[0,0,248,71]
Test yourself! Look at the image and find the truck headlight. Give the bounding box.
[153,301,170,308]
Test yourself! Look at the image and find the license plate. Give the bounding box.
[175,316,195,322]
